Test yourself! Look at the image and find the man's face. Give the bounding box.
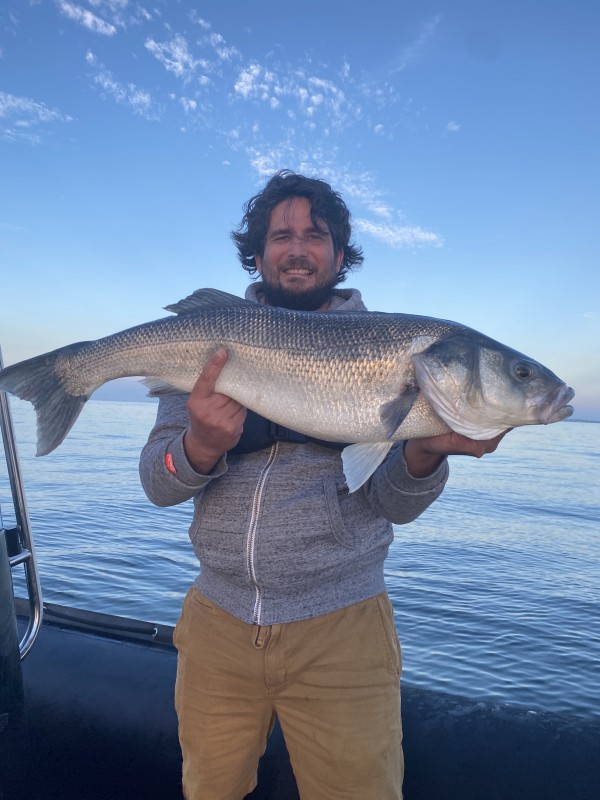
[255,196,343,311]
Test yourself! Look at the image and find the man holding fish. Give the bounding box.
[0,166,572,797]
[139,171,510,800]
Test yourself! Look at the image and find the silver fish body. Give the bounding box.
[0,289,575,491]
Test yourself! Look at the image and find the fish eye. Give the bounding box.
[514,362,533,381]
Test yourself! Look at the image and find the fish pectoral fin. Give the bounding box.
[142,378,188,397]
[379,385,420,438]
[164,288,252,315]
[341,442,395,493]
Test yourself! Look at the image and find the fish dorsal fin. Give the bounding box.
[341,441,395,493]
[165,288,252,315]
[379,385,420,439]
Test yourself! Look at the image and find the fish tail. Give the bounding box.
[0,344,91,456]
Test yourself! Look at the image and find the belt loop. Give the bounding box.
[253,625,271,648]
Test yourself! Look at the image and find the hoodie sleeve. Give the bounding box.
[139,395,228,508]
[362,442,449,524]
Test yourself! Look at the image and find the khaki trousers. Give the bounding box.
[174,588,403,800]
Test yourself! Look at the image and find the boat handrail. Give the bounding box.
[0,346,43,659]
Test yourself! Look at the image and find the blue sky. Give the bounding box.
[1,0,598,420]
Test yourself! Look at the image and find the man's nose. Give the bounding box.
[287,235,308,255]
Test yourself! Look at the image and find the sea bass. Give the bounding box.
[0,288,574,491]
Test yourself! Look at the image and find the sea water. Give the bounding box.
[1,399,598,719]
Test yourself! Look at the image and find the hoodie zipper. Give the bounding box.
[246,441,280,625]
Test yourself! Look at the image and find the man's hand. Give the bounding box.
[404,429,512,479]
[183,349,246,474]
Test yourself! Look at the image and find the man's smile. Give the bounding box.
[282,267,313,275]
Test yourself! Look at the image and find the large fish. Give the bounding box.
[0,288,574,491]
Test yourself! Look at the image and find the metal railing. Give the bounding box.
[0,346,43,659]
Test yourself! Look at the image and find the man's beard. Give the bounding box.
[261,261,339,311]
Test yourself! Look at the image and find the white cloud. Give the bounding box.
[391,14,442,73]
[232,62,353,131]
[368,201,393,218]
[354,218,443,248]
[56,1,116,36]
[234,62,263,98]
[87,0,128,10]
[145,34,210,83]
[446,120,461,132]
[308,77,338,94]
[208,32,240,62]
[86,51,160,119]
[248,149,288,177]
[0,91,72,142]
[317,167,395,218]
[180,97,197,114]
[0,92,67,122]
[189,11,211,30]
[43,9,445,254]
[63,0,151,28]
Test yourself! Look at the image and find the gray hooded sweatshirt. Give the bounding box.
[139,285,449,625]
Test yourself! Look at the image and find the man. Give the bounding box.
[139,170,507,800]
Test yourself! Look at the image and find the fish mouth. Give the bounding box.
[536,383,575,424]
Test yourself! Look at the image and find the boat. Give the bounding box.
[1,360,599,800]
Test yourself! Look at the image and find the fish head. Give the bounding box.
[411,334,575,440]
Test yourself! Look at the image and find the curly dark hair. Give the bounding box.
[231,170,364,284]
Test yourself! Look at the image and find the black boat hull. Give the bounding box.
[15,601,600,800]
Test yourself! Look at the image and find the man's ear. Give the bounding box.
[335,249,343,273]
[254,255,262,274]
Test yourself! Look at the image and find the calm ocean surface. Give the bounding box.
[1,399,598,719]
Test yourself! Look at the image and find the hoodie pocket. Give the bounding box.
[323,476,355,549]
